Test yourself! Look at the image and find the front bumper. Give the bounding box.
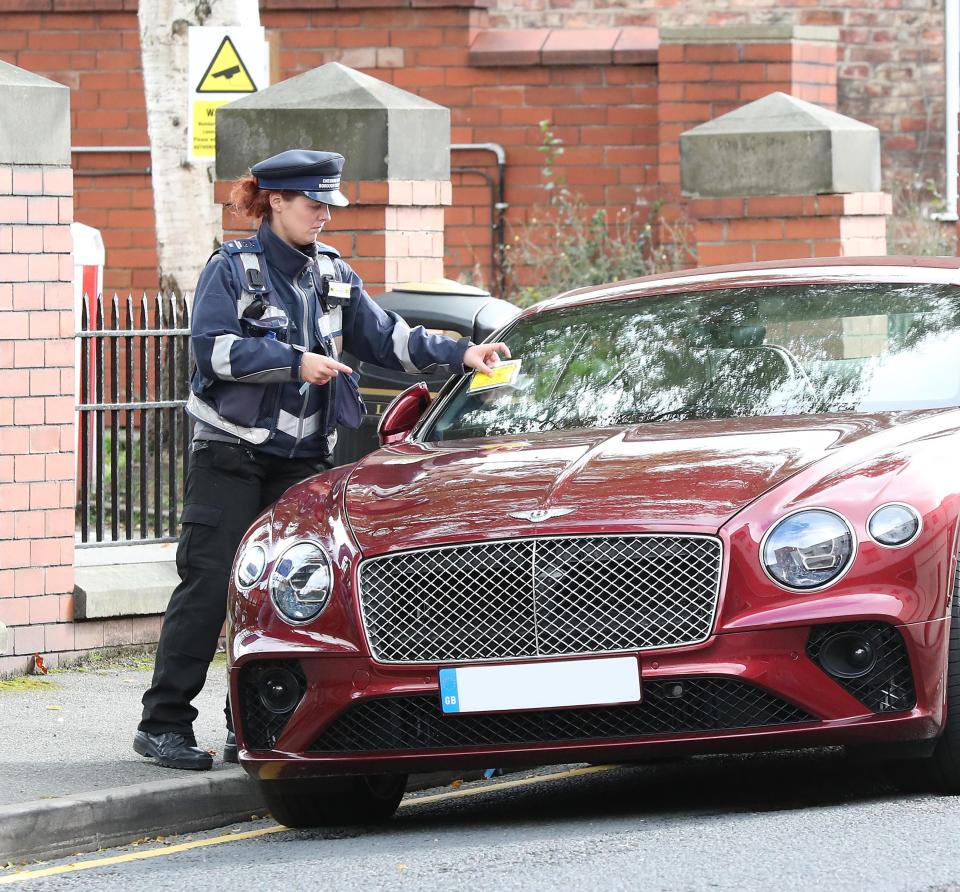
[230,619,948,780]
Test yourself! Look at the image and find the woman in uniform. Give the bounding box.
[134,149,509,769]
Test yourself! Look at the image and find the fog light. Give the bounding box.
[257,667,302,714]
[819,632,877,680]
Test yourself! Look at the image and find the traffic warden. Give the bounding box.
[134,149,510,770]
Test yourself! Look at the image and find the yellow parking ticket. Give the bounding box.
[469,358,522,393]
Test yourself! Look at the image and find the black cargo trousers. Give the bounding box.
[139,439,332,736]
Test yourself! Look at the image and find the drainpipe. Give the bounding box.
[451,143,507,298]
[933,0,959,222]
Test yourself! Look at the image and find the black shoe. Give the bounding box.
[223,731,238,764]
[133,730,213,771]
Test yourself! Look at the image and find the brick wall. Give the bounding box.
[691,193,891,266]
[489,0,947,194]
[0,0,916,299]
[0,8,155,295]
[0,3,666,295]
[263,9,660,289]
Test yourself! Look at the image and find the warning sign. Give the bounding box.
[188,26,269,161]
[191,100,230,158]
[196,36,257,93]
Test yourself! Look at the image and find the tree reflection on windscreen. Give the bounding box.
[428,283,960,442]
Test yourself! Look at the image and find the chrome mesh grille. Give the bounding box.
[358,535,722,663]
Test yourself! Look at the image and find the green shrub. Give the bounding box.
[504,121,695,307]
[887,177,957,257]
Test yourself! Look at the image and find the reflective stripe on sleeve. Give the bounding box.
[391,317,419,373]
[236,366,294,383]
[211,334,241,380]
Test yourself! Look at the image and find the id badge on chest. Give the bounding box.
[324,279,351,307]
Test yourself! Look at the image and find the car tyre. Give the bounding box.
[847,558,960,792]
[258,773,408,828]
[927,566,960,792]
[886,558,960,793]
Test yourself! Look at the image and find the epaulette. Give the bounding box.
[221,237,263,255]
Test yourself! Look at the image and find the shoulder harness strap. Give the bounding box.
[220,237,275,319]
[220,237,273,296]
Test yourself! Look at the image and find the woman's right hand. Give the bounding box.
[300,352,353,386]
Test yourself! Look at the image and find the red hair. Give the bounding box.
[229,174,298,221]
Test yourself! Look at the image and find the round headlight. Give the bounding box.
[235,543,266,589]
[761,509,856,591]
[868,503,921,547]
[269,541,333,623]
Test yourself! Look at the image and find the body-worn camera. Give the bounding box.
[316,274,352,309]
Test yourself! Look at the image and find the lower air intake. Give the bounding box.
[238,659,307,751]
[807,622,916,713]
[308,678,815,753]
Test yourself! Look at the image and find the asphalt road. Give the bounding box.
[5,749,960,891]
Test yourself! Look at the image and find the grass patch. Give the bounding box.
[0,677,60,694]
[49,645,157,674]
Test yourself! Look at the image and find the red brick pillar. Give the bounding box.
[0,63,76,673]
[218,178,452,295]
[681,89,890,264]
[691,193,892,266]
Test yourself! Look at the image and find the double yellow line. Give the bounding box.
[0,765,615,885]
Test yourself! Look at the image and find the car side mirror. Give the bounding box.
[378,382,432,446]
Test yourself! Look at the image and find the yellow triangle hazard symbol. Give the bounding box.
[196,36,257,93]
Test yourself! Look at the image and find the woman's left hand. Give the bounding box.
[463,342,511,375]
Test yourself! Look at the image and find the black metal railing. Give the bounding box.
[75,293,192,547]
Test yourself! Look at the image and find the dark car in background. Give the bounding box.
[334,279,520,465]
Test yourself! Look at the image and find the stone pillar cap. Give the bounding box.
[681,91,881,197]
[216,62,450,182]
[0,60,70,165]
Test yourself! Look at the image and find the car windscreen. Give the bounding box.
[424,282,960,442]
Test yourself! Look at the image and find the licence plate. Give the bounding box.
[439,656,641,715]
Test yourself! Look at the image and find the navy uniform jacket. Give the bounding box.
[186,222,472,458]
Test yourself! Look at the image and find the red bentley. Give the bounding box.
[228,257,960,826]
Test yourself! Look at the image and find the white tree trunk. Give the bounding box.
[139,0,260,296]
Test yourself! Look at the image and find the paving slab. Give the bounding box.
[0,653,486,865]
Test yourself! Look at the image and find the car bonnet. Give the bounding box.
[341,413,919,554]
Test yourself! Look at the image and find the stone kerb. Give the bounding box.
[215,63,452,294]
[681,92,891,263]
[0,62,77,674]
